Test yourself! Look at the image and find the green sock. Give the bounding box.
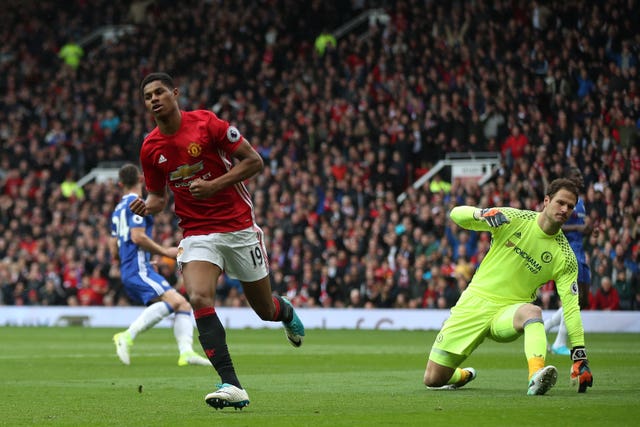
[447,368,463,385]
[523,319,546,379]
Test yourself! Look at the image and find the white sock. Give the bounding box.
[553,315,568,348]
[544,307,563,333]
[128,301,171,340]
[173,311,195,354]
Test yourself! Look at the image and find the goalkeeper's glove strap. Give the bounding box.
[571,346,587,361]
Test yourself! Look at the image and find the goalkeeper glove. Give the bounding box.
[478,208,510,227]
[570,346,593,393]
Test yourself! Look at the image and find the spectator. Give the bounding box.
[60,171,85,200]
[590,277,620,310]
[347,287,364,308]
[58,38,84,70]
[501,125,529,169]
[575,68,595,99]
[0,0,638,313]
[612,257,634,310]
[429,174,451,195]
[39,277,66,306]
[314,29,337,56]
[435,276,459,309]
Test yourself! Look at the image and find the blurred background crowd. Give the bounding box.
[1,0,639,311]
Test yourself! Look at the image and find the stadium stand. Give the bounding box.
[0,0,638,311]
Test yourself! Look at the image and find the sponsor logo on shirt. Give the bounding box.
[506,231,521,247]
[158,154,167,164]
[511,246,543,274]
[505,243,542,274]
[169,161,204,181]
[504,231,545,273]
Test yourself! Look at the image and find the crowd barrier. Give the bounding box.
[1,306,639,332]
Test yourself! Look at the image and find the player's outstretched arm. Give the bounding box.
[450,206,510,230]
[130,227,177,258]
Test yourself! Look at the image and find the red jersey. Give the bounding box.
[140,110,254,236]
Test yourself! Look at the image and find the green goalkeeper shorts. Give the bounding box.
[429,291,526,368]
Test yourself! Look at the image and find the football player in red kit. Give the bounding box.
[131,72,305,410]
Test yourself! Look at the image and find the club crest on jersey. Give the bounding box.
[227,126,240,143]
[187,142,202,157]
[541,251,553,263]
[169,161,204,181]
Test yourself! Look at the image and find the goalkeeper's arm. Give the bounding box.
[450,206,510,230]
[570,346,593,393]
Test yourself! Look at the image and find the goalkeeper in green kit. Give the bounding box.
[423,178,593,395]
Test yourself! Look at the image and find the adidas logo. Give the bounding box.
[158,154,167,164]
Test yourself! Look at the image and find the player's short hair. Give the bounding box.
[118,163,140,188]
[139,72,174,97]
[546,178,579,201]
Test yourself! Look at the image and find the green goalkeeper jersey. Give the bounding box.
[450,205,584,347]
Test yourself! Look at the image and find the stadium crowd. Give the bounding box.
[1,0,639,311]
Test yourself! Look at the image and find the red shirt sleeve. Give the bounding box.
[140,131,167,194]
[206,112,243,155]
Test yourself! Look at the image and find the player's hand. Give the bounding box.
[129,197,148,216]
[570,346,593,393]
[189,178,216,199]
[165,246,179,259]
[479,208,510,227]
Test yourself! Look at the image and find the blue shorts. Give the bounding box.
[122,269,173,306]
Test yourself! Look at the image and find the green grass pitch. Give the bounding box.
[0,327,638,426]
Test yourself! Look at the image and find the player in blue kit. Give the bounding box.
[109,163,209,367]
[545,168,592,355]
